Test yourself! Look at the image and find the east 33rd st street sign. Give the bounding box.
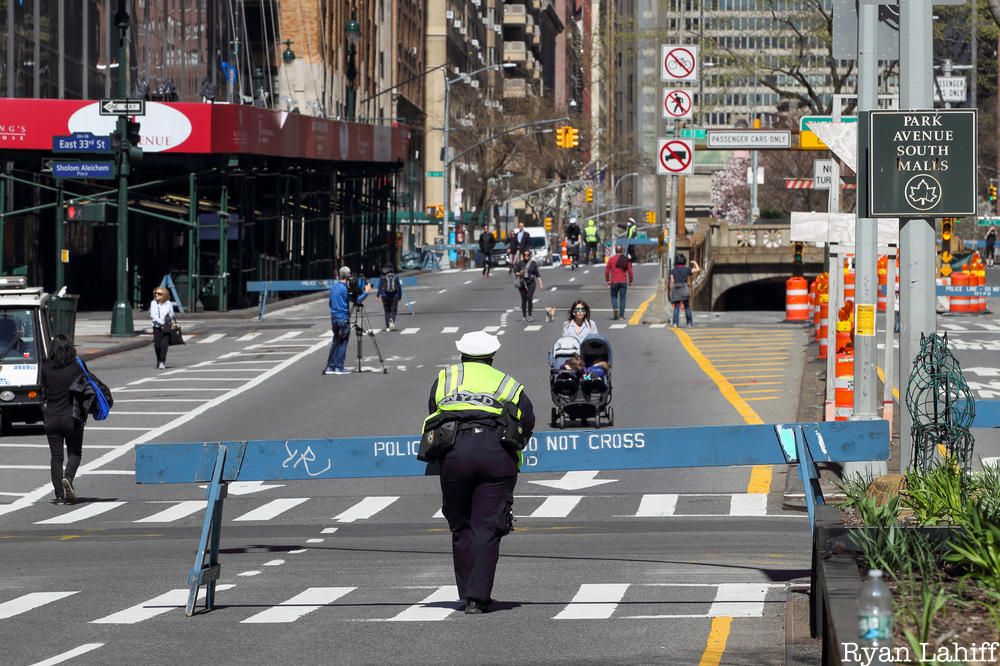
[867,109,977,217]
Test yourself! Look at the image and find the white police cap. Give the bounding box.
[455,331,501,357]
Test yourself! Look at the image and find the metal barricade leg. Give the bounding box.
[257,282,271,321]
[186,446,228,616]
[795,426,825,532]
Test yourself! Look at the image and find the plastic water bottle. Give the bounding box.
[858,569,893,648]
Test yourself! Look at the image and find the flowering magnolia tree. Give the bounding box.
[711,155,751,225]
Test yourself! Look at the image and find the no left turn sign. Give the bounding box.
[663,88,693,120]
[661,45,699,82]
[657,138,695,175]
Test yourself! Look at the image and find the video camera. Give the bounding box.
[347,276,368,306]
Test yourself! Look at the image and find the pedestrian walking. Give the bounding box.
[323,266,371,375]
[986,225,997,268]
[565,217,582,270]
[149,287,178,369]
[41,334,86,505]
[605,245,633,320]
[419,331,535,614]
[583,218,600,264]
[669,254,701,328]
[562,299,599,343]
[514,248,543,321]
[377,265,401,331]
[479,229,497,277]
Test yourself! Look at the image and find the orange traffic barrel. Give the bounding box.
[808,279,817,327]
[843,265,855,302]
[950,272,972,313]
[560,240,570,266]
[877,256,888,311]
[974,268,986,313]
[834,352,854,421]
[818,294,829,359]
[785,276,809,321]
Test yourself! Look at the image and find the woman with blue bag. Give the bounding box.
[40,335,86,505]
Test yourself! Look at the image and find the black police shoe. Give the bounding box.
[464,598,492,614]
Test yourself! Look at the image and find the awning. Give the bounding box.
[0,99,410,163]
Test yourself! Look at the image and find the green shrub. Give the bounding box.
[945,504,1000,594]
[837,470,876,510]
[902,462,968,526]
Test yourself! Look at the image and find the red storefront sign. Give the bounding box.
[0,99,410,162]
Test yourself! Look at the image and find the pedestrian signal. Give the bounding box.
[584,187,593,203]
[555,126,567,148]
[941,218,953,242]
[566,127,580,148]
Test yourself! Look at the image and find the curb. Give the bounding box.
[78,336,153,362]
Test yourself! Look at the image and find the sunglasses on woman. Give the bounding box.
[573,308,586,313]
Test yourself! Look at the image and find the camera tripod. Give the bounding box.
[351,302,387,374]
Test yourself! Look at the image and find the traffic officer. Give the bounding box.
[624,216,639,262]
[584,218,600,264]
[565,217,582,270]
[421,331,535,614]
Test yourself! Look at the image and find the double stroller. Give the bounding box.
[548,335,614,428]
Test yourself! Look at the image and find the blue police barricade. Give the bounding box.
[135,419,888,616]
[246,277,418,320]
[955,400,1000,429]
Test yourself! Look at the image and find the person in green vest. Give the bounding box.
[419,331,535,614]
[624,217,639,262]
[584,218,600,264]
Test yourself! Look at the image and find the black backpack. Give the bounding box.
[383,273,399,295]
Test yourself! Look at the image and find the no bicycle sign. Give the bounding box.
[657,138,695,176]
[661,45,699,82]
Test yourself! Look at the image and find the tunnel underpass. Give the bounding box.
[714,276,812,311]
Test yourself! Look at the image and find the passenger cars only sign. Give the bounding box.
[867,109,976,217]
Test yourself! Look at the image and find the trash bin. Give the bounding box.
[47,295,80,345]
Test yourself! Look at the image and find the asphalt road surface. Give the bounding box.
[1,261,997,665]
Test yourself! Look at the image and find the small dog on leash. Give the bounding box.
[545,306,557,322]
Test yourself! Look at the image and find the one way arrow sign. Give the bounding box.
[99,98,146,116]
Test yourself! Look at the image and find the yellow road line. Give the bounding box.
[723,375,786,380]
[738,388,782,393]
[730,381,785,387]
[699,616,733,666]
[876,366,899,400]
[745,396,780,401]
[628,293,657,325]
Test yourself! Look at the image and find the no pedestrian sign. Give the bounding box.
[867,109,976,217]
[661,45,698,82]
[662,88,693,120]
[657,138,695,176]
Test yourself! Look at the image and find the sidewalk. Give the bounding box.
[73,290,327,361]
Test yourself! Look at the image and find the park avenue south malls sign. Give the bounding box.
[867,109,977,217]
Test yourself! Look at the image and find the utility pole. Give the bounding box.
[111,0,134,336]
[898,0,936,471]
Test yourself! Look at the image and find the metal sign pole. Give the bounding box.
[825,247,840,421]
[883,247,897,429]
[897,0,936,472]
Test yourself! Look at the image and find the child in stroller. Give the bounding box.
[548,335,614,428]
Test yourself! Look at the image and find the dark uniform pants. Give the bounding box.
[439,428,517,602]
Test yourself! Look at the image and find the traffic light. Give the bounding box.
[584,187,593,203]
[125,118,142,165]
[555,126,567,148]
[941,218,953,242]
[793,241,804,276]
[645,211,655,224]
[990,183,997,202]
[566,127,580,148]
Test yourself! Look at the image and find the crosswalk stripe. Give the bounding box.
[524,325,542,331]
[730,494,768,516]
[91,585,235,624]
[273,331,303,340]
[609,323,627,329]
[554,583,629,620]
[400,328,419,335]
[133,501,206,523]
[333,496,399,523]
[650,323,667,329]
[241,587,355,624]
[235,332,261,341]
[387,586,461,622]
[708,583,770,617]
[232,497,310,522]
[527,496,582,518]
[441,326,459,334]
[35,502,127,525]
[28,643,105,666]
[0,592,78,619]
[634,494,679,517]
[483,325,500,333]
[196,333,226,344]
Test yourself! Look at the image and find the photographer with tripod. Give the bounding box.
[323,266,373,376]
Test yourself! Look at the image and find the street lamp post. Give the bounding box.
[345,12,360,121]
[111,0,134,336]
[441,62,514,266]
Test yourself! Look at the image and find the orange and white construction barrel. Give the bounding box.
[834,351,854,421]
[785,276,809,321]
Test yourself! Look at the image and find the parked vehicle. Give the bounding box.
[0,276,55,435]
